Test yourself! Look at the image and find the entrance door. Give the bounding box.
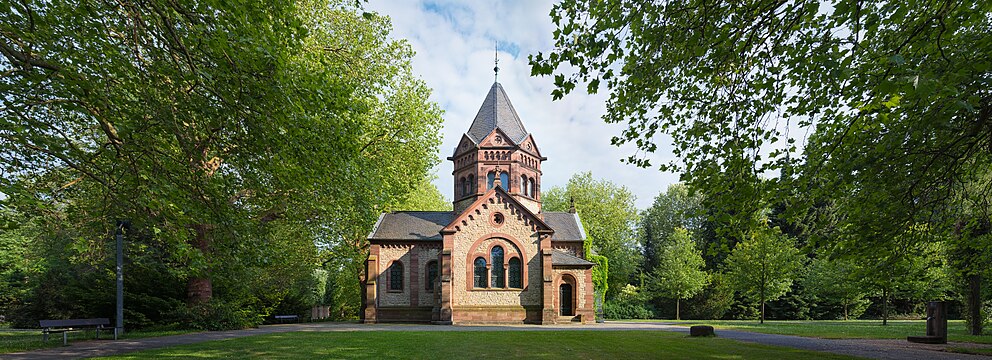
[559,283,573,316]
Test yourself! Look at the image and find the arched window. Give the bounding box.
[509,257,522,288]
[468,174,475,194]
[426,261,438,291]
[474,257,487,288]
[530,178,537,198]
[491,246,505,288]
[487,172,496,190]
[460,177,467,197]
[521,175,528,196]
[499,172,509,189]
[388,262,403,291]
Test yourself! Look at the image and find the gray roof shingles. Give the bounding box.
[367,211,586,242]
[367,211,455,241]
[552,250,596,267]
[466,82,529,145]
[543,212,586,241]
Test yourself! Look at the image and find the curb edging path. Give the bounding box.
[4,321,991,359]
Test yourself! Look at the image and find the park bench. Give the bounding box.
[40,318,117,346]
[273,315,300,323]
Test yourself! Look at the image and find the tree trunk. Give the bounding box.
[760,286,765,324]
[968,274,983,335]
[676,298,680,321]
[882,287,888,326]
[844,302,849,321]
[186,224,213,303]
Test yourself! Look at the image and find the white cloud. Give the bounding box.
[367,0,679,209]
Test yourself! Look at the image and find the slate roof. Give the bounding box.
[367,211,455,241]
[466,82,529,145]
[552,250,596,267]
[544,212,587,241]
[367,210,587,242]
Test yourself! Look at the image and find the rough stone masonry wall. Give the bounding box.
[451,196,542,307]
[552,268,589,311]
[376,243,442,308]
[418,245,441,306]
[377,243,413,306]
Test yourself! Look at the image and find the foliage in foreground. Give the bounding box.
[0,0,442,329]
[533,0,992,334]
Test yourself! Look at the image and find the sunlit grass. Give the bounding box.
[99,331,860,359]
[0,327,194,354]
[626,319,992,344]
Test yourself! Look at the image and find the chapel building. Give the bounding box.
[362,82,596,324]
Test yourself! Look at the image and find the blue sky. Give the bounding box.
[367,0,680,210]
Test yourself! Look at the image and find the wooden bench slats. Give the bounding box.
[39,318,116,346]
[40,318,110,328]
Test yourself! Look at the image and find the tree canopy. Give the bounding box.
[1,0,442,327]
[532,0,991,330]
[531,0,992,238]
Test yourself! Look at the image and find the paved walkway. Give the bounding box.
[4,321,991,359]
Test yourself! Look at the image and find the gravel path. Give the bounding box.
[4,321,990,360]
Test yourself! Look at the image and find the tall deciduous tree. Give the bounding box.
[725,225,803,324]
[640,183,703,274]
[531,0,992,331]
[648,228,709,320]
[544,172,640,299]
[803,256,868,320]
[0,0,442,308]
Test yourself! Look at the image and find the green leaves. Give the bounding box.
[724,225,803,321]
[0,0,442,318]
[649,228,709,301]
[543,172,641,299]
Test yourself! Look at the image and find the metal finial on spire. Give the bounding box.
[494,41,499,82]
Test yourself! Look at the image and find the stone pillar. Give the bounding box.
[363,245,380,324]
[437,232,454,324]
[581,268,595,324]
[432,251,442,322]
[410,249,419,307]
[540,234,556,324]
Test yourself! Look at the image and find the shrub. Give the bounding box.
[604,284,654,319]
[170,299,264,331]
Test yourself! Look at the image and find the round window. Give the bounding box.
[492,212,505,226]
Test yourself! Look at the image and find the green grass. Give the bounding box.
[0,328,194,354]
[626,319,992,344]
[98,331,860,359]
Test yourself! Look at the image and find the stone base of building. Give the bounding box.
[450,305,541,324]
[375,306,433,323]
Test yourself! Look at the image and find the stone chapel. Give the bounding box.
[362,82,596,324]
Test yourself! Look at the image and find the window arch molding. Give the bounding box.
[464,233,529,291]
[556,273,578,316]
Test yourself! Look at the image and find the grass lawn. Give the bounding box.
[98,331,860,359]
[629,319,992,344]
[0,327,193,354]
